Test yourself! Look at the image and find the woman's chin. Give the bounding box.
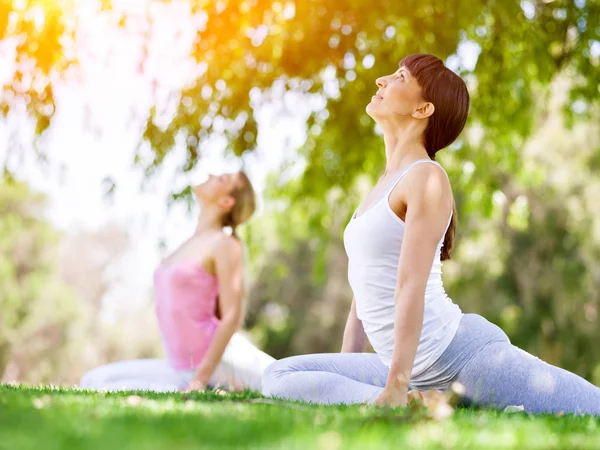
[365,101,375,115]
[365,102,382,120]
[191,187,205,203]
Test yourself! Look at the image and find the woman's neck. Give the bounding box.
[194,209,223,235]
[381,121,429,176]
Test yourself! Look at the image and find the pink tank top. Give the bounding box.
[154,259,220,370]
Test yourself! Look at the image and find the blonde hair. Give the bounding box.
[221,171,256,238]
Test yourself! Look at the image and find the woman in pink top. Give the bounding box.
[80,171,274,392]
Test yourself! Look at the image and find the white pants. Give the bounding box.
[80,333,275,392]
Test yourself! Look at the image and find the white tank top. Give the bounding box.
[343,159,463,377]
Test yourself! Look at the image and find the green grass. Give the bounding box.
[1,384,599,450]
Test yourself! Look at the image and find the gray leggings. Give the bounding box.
[262,314,600,415]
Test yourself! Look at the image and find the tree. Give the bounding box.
[60,224,163,380]
[0,175,80,382]
[2,1,599,200]
[0,0,76,139]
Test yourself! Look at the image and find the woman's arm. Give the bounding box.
[187,235,244,390]
[374,164,452,407]
[341,298,369,353]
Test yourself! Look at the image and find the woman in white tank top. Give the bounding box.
[262,54,600,415]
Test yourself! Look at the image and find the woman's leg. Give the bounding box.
[81,333,273,393]
[79,359,193,392]
[209,332,275,391]
[262,353,389,405]
[455,342,600,415]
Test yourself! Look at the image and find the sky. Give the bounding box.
[0,0,479,318]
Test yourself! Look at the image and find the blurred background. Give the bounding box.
[1,0,599,387]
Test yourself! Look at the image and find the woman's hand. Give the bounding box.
[407,389,444,406]
[182,378,207,393]
[372,387,445,408]
[372,386,408,407]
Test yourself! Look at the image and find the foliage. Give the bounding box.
[58,225,164,384]
[0,0,76,139]
[2,1,599,186]
[0,176,79,382]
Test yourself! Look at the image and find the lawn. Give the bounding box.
[1,384,599,449]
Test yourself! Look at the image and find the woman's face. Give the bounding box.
[366,66,425,121]
[192,172,239,209]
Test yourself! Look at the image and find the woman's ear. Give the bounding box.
[218,195,236,211]
[412,102,435,120]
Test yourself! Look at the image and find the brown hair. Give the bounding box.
[400,54,470,260]
[215,171,255,320]
[221,171,256,238]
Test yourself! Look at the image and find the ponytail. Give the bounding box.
[440,202,457,261]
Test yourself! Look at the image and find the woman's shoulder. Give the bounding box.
[404,161,452,193]
[211,231,244,259]
[395,162,453,216]
[410,160,449,178]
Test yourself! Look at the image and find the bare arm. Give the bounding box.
[341,298,369,353]
[191,236,244,386]
[376,165,453,404]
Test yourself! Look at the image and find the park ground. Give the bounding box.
[1,384,599,449]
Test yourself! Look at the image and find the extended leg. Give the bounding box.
[262,353,389,405]
[79,359,192,392]
[455,342,600,415]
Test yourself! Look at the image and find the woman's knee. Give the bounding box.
[261,361,280,396]
[261,358,296,397]
[79,362,119,389]
[80,367,102,389]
